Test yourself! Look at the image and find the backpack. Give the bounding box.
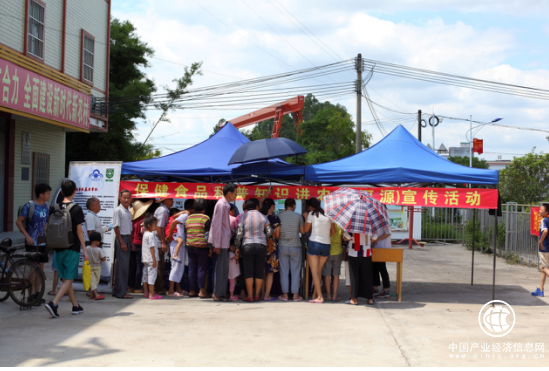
[18,201,49,228]
[46,203,76,249]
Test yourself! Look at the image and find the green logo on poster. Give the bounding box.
[106,168,114,182]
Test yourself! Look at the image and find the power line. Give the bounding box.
[197,3,293,69]
[268,0,345,61]
[362,58,549,101]
[240,0,319,70]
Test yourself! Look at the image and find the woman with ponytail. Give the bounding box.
[304,197,335,303]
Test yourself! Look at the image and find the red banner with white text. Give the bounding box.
[531,207,541,236]
[118,181,498,209]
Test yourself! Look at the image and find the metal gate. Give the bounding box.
[421,207,465,243]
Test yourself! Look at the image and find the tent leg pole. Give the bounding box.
[408,207,414,249]
[471,209,475,285]
[493,214,497,301]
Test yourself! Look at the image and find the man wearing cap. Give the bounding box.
[154,197,173,294]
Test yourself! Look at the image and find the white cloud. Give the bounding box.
[112,1,549,161]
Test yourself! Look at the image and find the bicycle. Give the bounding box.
[0,238,46,309]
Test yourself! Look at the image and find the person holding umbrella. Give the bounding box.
[324,188,391,307]
[304,198,335,304]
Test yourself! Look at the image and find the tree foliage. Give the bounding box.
[232,94,372,165]
[499,151,549,204]
[448,156,489,169]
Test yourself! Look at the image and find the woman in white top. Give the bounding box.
[304,198,335,303]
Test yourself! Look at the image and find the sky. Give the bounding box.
[111,0,549,161]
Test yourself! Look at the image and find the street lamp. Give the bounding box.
[465,117,503,168]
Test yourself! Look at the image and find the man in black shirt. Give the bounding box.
[45,180,89,318]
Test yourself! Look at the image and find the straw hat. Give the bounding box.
[131,200,153,220]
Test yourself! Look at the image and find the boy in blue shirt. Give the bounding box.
[16,183,52,305]
[532,203,549,297]
[16,183,52,260]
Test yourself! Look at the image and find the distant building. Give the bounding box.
[0,0,110,231]
[426,143,449,158]
[449,142,471,158]
[486,158,513,171]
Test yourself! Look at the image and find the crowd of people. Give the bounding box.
[16,181,394,318]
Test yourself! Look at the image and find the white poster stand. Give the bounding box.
[68,161,122,293]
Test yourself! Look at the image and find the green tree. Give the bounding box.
[499,151,549,203]
[448,156,489,169]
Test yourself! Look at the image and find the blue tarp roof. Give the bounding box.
[304,125,499,185]
[122,123,303,180]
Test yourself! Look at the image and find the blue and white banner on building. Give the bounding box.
[69,161,122,290]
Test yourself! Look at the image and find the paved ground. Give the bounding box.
[0,243,547,367]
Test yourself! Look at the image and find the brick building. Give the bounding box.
[0,0,110,232]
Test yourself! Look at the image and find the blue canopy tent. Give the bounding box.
[305,125,499,186]
[305,125,500,300]
[122,123,303,182]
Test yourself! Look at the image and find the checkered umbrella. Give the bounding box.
[324,187,390,238]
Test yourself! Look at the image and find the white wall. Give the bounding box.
[0,0,26,53]
[66,0,109,95]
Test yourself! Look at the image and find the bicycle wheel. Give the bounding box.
[0,263,9,302]
[8,259,45,307]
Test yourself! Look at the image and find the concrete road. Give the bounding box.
[0,244,546,367]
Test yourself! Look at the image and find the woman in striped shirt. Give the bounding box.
[185,199,211,299]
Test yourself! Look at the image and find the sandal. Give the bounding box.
[308,298,324,304]
[95,295,105,300]
[366,300,375,306]
[117,294,133,299]
[293,296,303,302]
[199,294,211,299]
[150,294,163,300]
[344,300,358,306]
[188,293,198,298]
[332,297,341,302]
[242,297,254,302]
[278,295,289,301]
[167,292,183,297]
[254,297,262,302]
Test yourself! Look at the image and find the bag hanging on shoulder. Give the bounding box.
[46,203,76,249]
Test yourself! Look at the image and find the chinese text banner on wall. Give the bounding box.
[0,58,90,130]
[120,181,499,209]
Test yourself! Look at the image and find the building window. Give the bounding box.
[27,0,45,59]
[32,152,50,194]
[81,31,95,84]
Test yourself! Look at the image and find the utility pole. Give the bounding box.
[417,109,422,142]
[355,53,363,153]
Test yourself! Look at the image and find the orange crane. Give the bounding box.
[222,95,305,138]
